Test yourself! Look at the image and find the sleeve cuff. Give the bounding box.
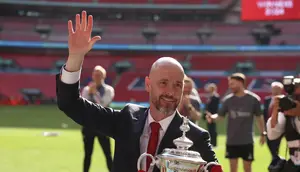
[61,65,81,84]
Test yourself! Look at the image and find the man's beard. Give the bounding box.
[231,87,240,94]
[152,95,178,116]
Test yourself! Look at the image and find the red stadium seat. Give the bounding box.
[1,54,62,69]
[0,73,56,98]
[98,0,148,3]
[127,55,185,71]
[250,56,299,71]
[114,71,148,102]
[190,56,243,70]
[152,0,203,4]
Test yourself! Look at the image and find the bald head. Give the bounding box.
[271,81,283,96]
[145,57,185,119]
[149,57,184,77]
[92,65,106,86]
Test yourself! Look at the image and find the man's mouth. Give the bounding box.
[161,97,176,102]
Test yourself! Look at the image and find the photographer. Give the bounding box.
[267,78,300,172]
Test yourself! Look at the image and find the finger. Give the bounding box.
[284,111,293,116]
[75,14,80,32]
[87,15,93,34]
[68,20,74,35]
[81,10,87,31]
[89,36,101,46]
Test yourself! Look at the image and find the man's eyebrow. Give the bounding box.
[159,79,169,82]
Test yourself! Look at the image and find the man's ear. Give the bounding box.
[145,76,150,92]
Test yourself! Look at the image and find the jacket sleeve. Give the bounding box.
[56,74,123,139]
[196,129,218,163]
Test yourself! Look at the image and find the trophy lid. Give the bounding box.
[158,117,206,164]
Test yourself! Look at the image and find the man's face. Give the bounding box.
[205,86,214,93]
[294,86,300,101]
[92,70,105,85]
[228,78,243,93]
[294,86,300,94]
[183,82,193,95]
[271,86,282,96]
[146,65,184,116]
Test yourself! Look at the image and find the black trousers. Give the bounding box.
[82,129,113,172]
[207,122,217,147]
[267,135,283,161]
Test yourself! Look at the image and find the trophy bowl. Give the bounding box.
[137,117,216,172]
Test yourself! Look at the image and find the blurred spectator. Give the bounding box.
[81,65,115,172]
[264,81,285,170]
[178,75,202,123]
[204,83,220,147]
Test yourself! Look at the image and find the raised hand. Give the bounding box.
[66,11,101,72]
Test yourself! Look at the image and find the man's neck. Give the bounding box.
[96,82,103,87]
[149,106,169,122]
[272,93,281,97]
[234,89,246,97]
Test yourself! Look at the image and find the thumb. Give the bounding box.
[89,36,101,48]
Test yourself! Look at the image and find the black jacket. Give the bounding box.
[56,74,218,172]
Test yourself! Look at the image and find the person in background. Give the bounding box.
[264,81,285,170]
[81,65,115,172]
[267,83,300,172]
[178,75,202,123]
[206,73,266,172]
[204,83,220,147]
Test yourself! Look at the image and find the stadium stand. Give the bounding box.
[34,0,224,4]
[0,0,299,105]
[1,16,299,45]
[1,51,297,104]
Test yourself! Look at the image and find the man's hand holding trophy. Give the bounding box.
[137,117,223,172]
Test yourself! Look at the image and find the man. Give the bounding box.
[56,11,221,172]
[263,81,284,170]
[81,65,114,172]
[204,83,220,147]
[178,76,202,123]
[267,83,300,172]
[206,73,266,172]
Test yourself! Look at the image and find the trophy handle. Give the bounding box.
[203,162,220,172]
[137,153,156,172]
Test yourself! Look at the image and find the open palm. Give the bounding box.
[68,11,101,57]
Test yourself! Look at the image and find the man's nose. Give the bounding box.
[165,85,176,96]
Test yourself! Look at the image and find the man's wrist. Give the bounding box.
[261,131,267,136]
[65,57,84,72]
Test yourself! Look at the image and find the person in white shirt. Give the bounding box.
[267,84,300,172]
[81,65,114,172]
[263,82,285,170]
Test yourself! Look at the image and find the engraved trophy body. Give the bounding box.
[137,117,215,172]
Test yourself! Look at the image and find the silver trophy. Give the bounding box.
[137,117,217,172]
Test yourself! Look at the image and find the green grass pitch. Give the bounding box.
[0,105,288,172]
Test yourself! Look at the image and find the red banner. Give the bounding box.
[241,0,300,21]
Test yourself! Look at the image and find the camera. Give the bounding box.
[278,76,300,111]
